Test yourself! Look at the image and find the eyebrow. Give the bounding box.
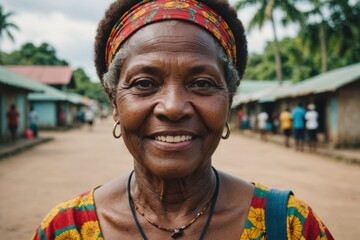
[187,65,214,75]
[125,60,221,79]
[132,65,160,74]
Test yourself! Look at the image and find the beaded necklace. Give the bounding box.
[127,167,220,239]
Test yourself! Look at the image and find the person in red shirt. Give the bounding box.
[7,104,19,142]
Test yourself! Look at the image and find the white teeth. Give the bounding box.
[155,135,192,143]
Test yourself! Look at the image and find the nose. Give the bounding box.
[153,85,194,122]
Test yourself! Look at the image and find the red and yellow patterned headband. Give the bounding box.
[105,0,237,69]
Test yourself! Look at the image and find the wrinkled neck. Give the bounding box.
[130,162,216,217]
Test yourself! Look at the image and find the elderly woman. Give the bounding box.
[32,0,333,239]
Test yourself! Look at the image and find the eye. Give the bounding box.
[133,79,155,89]
[190,79,216,89]
[189,79,218,95]
[194,80,213,88]
[129,79,159,96]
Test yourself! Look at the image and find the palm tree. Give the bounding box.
[300,0,359,72]
[327,0,360,64]
[234,0,303,84]
[300,0,329,72]
[0,5,19,62]
[299,21,330,73]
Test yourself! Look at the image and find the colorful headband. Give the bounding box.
[105,0,237,69]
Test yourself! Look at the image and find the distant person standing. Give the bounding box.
[76,107,85,126]
[84,107,95,131]
[257,110,268,141]
[29,107,39,138]
[280,108,292,148]
[241,112,249,130]
[292,103,306,151]
[305,103,319,152]
[249,113,256,130]
[58,110,66,127]
[237,108,243,129]
[271,112,279,134]
[7,104,19,143]
[100,104,109,123]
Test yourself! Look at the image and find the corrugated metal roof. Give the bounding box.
[28,84,68,101]
[233,63,360,106]
[236,80,279,94]
[275,62,360,99]
[3,67,94,103]
[67,93,97,105]
[5,65,73,85]
[67,93,84,104]
[232,80,284,107]
[258,82,296,103]
[0,66,43,92]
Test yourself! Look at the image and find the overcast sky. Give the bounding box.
[2,0,297,81]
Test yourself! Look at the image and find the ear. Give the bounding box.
[111,100,119,121]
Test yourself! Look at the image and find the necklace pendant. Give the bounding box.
[171,229,184,238]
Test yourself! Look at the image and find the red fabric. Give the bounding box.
[106,0,237,68]
[7,109,19,126]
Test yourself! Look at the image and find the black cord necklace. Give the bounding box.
[127,167,220,240]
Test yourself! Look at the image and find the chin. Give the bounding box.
[144,159,207,179]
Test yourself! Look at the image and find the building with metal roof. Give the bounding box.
[231,63,360,148]
[259,62,360,102]
[5,65,75,90]
[232,80,292,107]
[4,67,87,129]
[0,67,42,142]
[0,66,43,92]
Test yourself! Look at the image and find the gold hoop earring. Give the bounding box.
[222,122,230,139]
[112,121,121,139]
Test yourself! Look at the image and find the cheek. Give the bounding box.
[196,94,229,130]
[116,91,153,133]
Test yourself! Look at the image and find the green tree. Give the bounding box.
[3,42,68,65]
[234,0,303,83]
[70,68,108,104]
[327,0,360,66]
[244,37,319,82]
[300,0,331,72]
[0,5,19,63]
[299,0,360,72]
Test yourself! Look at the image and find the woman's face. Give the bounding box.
[112,22,230,178]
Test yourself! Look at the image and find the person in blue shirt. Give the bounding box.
[292,102,306,151]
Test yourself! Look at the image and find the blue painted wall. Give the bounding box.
[32,101,57,127]
[330,96,338,135]
[0,86,29,141]
[17,94,27,134]
[0,92,5,136]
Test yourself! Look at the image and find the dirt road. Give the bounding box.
[0,119,358,239]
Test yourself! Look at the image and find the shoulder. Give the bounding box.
[32,190,103,240]
[93,174,128,207]
[245,183,334,240]
[286,195,333,239]
[216,171,255,216]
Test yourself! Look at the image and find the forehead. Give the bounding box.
[123,21,222,59]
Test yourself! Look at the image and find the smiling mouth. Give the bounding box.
[154,135,193,143]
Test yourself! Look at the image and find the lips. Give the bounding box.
[154,135,192,143]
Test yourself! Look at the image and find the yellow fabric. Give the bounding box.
[280,111,292,130]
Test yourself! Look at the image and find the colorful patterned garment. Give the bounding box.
[106,0,237,69]
[241,183,333,240]
[32,183,334,240]
[32,191,103,240]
